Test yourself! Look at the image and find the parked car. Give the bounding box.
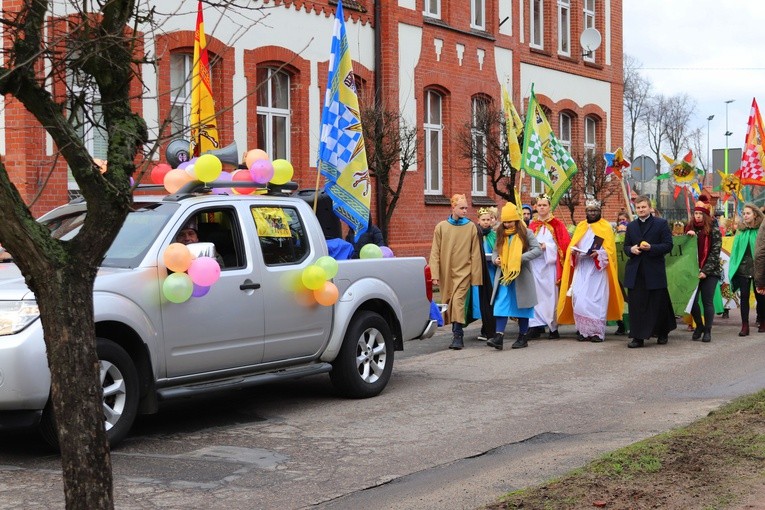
[0,182,437,447]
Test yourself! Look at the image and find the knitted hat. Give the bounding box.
[501,203,521,222]
[522,204,532,212]
[694,195,711,216]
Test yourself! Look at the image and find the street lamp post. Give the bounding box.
[724,99,735,215]
[707,114,714,187]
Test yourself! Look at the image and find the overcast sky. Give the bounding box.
[623,0,765,167]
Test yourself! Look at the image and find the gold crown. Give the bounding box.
[585,198,601,209]
[477,207,494,217]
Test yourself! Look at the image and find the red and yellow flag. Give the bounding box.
[739,98,765,186]
[190,0,219,157]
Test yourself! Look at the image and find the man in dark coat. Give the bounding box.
[623,195,677,348]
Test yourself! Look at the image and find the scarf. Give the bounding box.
[729,227,758,282]
[499,228,523,284]
[447,216,470,226]
[481,227,497,252]
[694,220,711,269]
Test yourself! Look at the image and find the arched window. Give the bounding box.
[471,96,490,196]
[585,115,597,159]
[256,67,291,160]
[424,89,443,195]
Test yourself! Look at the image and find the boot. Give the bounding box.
[692,325,704,341]
[614,320,626,336]
[527,326,542,339]
[511,333,528,349]
[721,309,730,319]
[487,332,504,350]
[702,329,712,343]
[758,322,765,333]
[739,322,750,337]
[449,333,464,350]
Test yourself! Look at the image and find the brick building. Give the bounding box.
[1,0,623,259]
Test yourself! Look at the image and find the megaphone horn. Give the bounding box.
[203,142,239,166]
[165,138,191,168]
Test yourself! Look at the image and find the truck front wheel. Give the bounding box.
[330,311,393,398]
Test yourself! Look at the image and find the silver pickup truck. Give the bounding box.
[0,185,437,447]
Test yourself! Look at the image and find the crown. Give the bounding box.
[585,198,601,209]
[537,192,552,202]
[477,207,494,217]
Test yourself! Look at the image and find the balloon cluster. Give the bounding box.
[149,148,294,194]
[162,243,222,303]
[298,256,340,306]
[359,244,395,259]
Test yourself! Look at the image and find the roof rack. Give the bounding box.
[163,180,299,202]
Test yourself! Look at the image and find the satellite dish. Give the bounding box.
[580,28,602,56]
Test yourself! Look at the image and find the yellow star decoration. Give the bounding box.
[718,171,744,203]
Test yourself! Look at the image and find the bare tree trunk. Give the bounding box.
[33,268,112,509]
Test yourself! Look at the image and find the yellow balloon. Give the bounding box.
[194,154,223,182]
[271,159,294,185]
[301,265,327,290]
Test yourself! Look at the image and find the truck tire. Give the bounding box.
[40,338,140,449]
[330,311,394,398]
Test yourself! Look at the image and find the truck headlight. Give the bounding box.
[0,300,40,336]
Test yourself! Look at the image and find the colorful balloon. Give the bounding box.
[195,154,223,182]
[164,168,194,193]
[231,169,258,195]
[163,243,193,273]
[301,265,327,290]
[244,149,269,168]
[187,256,221,287]
[314,255,339,279]
[191,283,211,298]
[211,171,233,194]
[150,163,172,185]
[270,159,294,185]
[360,244,383,259]
[250,159,275,184]
[163,272,194,303]
[380,246,394,258]
[314,281,339,306]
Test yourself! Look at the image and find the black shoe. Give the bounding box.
[692,327,704,341]
[657,336,668,345]
[614,322,626,336]
[702,331,712,343]
[590,335,604,343]
[511,334,528,349]
[576,331,587,342]
[548,330,560,339]
[449,335,464,350]
[487,333,504,350]
[721,309,730,319]
[628,338,645,348]
[477,334,489,342]
[527,327,543,339]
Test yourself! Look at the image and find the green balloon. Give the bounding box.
[314,255,339,279]
[163,272,194,303]
[360,244,383,259]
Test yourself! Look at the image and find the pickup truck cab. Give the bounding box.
[0,182,437,447]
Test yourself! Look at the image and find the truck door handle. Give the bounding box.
[240,282,261,290]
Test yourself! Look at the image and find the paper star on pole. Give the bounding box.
[657,150,703,199]
[603,148,630,179]
[715,170,745,203]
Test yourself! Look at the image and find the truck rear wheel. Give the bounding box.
[330,311,394,398]
[40,338,139,449]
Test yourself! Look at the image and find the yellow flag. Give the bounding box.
[190,0,219,157]
[502,86,523,170]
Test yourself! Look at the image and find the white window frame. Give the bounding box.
[256,67,291,161]
[471,97,488,196]
[424,90,443,195]
[471,0,485,30]
[530,0,544,49]
[558,0,571,56]
[424,0,440,19]
[68,76,108,191]
[170,53,193,139]
[583,0,596,62]
[559,112,572,152]
[584,116,597,195]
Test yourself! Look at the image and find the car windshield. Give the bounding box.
[40,201,180,268]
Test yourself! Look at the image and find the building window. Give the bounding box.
[424,0,440,18]
[471,0,485,30]
[169,53,193,139]
[256,67,291,160]
[68,74,108,191]
[558,0,571,56]
[471,97,489,196]
[530,0,544,48]
[585,116,597,160]
[559,112,572,152]
[583,0,596,62]
[424,90,443,195]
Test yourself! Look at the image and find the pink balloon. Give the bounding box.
[249,159,275,184]
[187,257,221,287]
[231,169,258,195]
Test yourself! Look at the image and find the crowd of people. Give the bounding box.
[430,192,765,351]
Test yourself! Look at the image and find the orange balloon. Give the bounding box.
[163,243,193,273]
[164,168,194,193]
[295,288,317,307]
[244,149,269,169]
[314,281,339,306]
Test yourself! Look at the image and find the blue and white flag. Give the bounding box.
[318,0,370,241]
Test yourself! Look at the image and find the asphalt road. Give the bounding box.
[2,316,765,509]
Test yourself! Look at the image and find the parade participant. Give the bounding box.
[685,199,723,342]
[557,199,624,342]
[430,194,484,350]
[472,207,498,342]
[623,195,676,348]
[487,203,542,350]
[527,194,570,340]
[728,203,765,336]
[521,204,533,226]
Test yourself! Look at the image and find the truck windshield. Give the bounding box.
[40,202,179,268]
